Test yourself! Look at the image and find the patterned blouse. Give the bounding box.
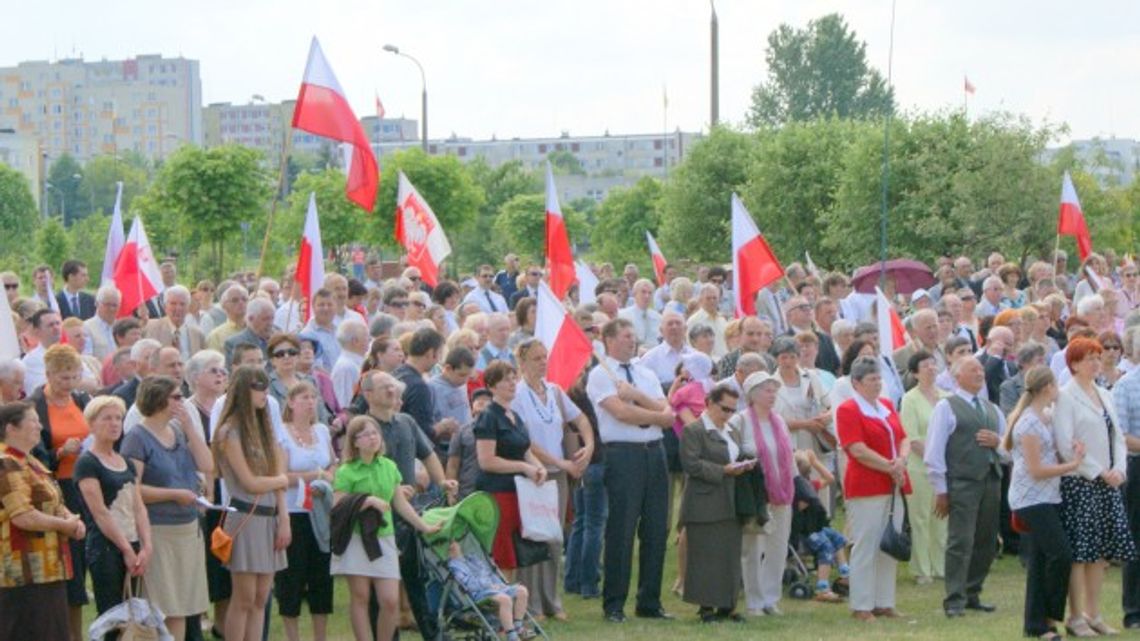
[0,443,73,587]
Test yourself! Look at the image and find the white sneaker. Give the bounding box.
[762,605,783,616]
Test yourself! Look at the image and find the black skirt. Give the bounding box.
[1060,476,1138,563]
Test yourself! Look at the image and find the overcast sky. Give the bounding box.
[5,1,1139,143]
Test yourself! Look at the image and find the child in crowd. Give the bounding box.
[447,540,532,640]
[792,450,850,603]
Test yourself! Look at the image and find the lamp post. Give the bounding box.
[382,44,428,153]
[44,182,65,222]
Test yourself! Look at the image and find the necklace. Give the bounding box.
[524,382,555,424]
[288,422,316,447]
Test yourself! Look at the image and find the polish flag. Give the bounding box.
[1058,171,1092,262]
[375,92,385,120]
[545,163,576,299]
[295,193,326,323]
[575,261,599,305]
[112,217,164,319]
[646,231,668,286]
[875,286,908,353]
[101,181,125,286]
[731,194,784,318]
[535,281,593,391]
[292,37,378,212]
[0,285,19,360]
[395,172,451,287]
[964,76,976,95]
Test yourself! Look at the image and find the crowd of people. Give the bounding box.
[2,247,1140,641]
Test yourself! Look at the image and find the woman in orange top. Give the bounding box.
[28,344,91,641]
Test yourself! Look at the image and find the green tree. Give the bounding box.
[0,164,40,271]
[36,218,72,273]
[77,155,150,217]
[748,13,894,128]
[547,150,586,176]
[66,213,112,281]
[456,159,540,271]
[590,177,662,268]
[138,145,270,280]
[47,153,86,224]
[272,169,371,274]
[492,194,587,263]
[658,127,756,263]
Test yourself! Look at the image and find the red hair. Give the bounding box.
[1065,337,1103,372]
[993,309,1020,327]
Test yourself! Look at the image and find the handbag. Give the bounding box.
[512,530,552,567]
[210,495,261,563]
[513,476,563,543]
[879,490,912,562]
[114,577,161,641]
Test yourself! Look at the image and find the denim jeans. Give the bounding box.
[564,462,607,597]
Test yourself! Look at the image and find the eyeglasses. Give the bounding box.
[207,367,227,376]
[1105,345,1122,351]
[411,301,426,308]
[479,274,493,280]
[272,349,299,358]
[1125,273,1139,278]
[3,283,18,290]
[249,380,269,392]
[408,275,421,282]
[389,300,409,308]
[528,271,542,278]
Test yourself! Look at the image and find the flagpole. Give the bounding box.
[1053,234,1062,279]
[256,128,294,281]
[878,0,897,290]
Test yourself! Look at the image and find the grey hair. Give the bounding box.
[1015,341,1046,368]
[336,318,368,347]
[185,349,225,393]
[130,338,162,363]
[830,318,855,337]
[982,275,1003,291]
[699,283,721,298]
[370,312,398,338]
[95,284,122,304]
[245,297,275,320]
[163,285,191,304]
[688,323,715,342]
[849,356,881,382]
[735,352,767,376]
[1125,325,1140,359]
[0,358,25,382]
[1076,294,1104,317]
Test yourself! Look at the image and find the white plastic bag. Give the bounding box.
[513,476,562,543]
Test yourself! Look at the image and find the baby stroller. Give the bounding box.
[782,541,850,600]
[417,492,549,641]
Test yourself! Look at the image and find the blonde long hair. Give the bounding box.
[1001,365,1055,452]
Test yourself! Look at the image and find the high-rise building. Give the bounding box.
[0,128,42,207]
[0,54,202,163]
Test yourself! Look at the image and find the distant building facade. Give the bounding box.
[0,54,202,163]
[0,128,42,206]
[1044,137,1140,186]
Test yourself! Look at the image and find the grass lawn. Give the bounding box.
[181,545,1123,640]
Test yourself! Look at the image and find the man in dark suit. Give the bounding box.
[55,259,95,320]
[784,295,841,376]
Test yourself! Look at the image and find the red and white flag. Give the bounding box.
[295,192,326,323]
[0,283,20,361]
[113,216,164,318]
[875,286,908,354]
[545,163,576,299]
[964,76,976,95]
[731,194,784,318]
[292,37,378,212]
[375,92,385,120]
[395,172,451,287]
[646,231,668,287]
[575,261,598,305]
[101,181,125,286]
[1058,171,1092,262]
[535,281,593,391]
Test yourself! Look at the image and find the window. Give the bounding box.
[147,108,156,118]
[654,139,663,150]
[458,146,467,157]
[571,143,580,152]
[654,157,663,167]
[538,144,547,153]
[147,124,157,135]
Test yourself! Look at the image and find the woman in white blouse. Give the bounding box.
[1054,338,1137,636]
[510,339,594,620]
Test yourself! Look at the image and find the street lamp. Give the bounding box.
[73,172,93,216]
[382,44,428,153]
[44,182,65,222]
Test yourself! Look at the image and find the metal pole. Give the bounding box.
[421,86,428,153]
[878,0,897,290]
[710,1,719,128]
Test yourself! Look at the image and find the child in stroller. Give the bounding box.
[447,540,532,641]
[791,450,850,603]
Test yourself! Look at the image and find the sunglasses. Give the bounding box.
[389,301,409,308]
[1125,273,1139,278]
[250,380,269,392]
[272,349,299,358]
[1105,345,1122,351]
[3,283,17,290]
[528,271,542,278]
[207,367,227,376]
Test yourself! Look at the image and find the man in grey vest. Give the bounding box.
[923,357,1007,617]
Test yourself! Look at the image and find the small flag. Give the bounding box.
[646,231,668,287]
[295,193,326,323]
[731,194,784,318]
[112,217,165,318]
[101,181,125,286]
[535,281,593,391]
[545,163,576,299]
[1058,171,1092,262]
[395,172,452,287]
[964,76,976,95]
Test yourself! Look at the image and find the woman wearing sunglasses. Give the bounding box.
[268,333,331,425]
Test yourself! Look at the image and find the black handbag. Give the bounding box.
[512,530,552,567]
[879,490,911,562]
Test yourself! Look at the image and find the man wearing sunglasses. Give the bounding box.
[463,265,508,314]
[0,271,19,306]
[508,265,543,310]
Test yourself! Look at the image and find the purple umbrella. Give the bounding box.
[850,259,935,295]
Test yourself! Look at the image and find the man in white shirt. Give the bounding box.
[652,265,676,312]
[687,283,728,359]
[30,265,57,311]
[637,311,692,390]
[330,318,369,409]
[975,276,1007,318]
[587,318,674,622]
[462,265,508,314]
[83,286,121,360]
[326,273,367,326]
[303,289,341,371]
[22,309,62,394]
[924,357,1006,617]
[618,279,662,349]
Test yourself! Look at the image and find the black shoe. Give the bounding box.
[698,607,718,624]
[1125,619,1140,630]
[210,627,225,640]
[634,608,675,620]
[965,600,996,613]
[604,611,626,623]
[945,607,965,618]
